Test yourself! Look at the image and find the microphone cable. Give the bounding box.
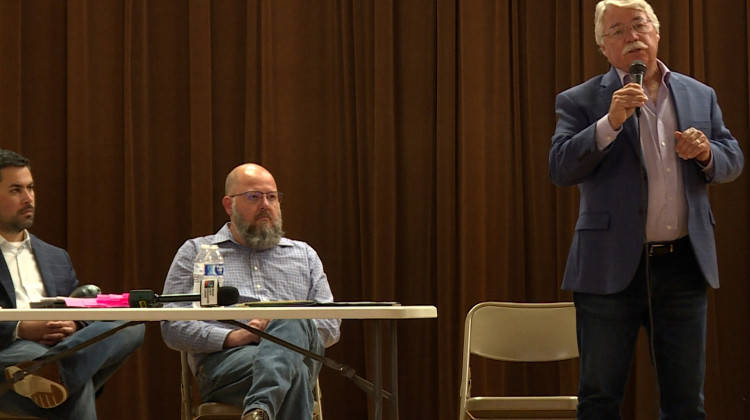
[635,104,661,418]
[629,61,661,416]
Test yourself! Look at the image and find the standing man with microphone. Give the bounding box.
[549,0,744,418]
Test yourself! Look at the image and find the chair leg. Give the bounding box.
[313,378,323,420]
[180,351,195,420]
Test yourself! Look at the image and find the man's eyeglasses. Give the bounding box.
[602,19,653,40]
[229,191,283,204]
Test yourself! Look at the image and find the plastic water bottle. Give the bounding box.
[192,244,211,307]
[200,245,225,306]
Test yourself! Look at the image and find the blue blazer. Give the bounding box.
[550,66,744,294]
[0,234,79,347]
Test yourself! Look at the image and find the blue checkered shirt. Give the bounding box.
[160,223,340,369]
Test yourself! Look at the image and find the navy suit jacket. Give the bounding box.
[0,234,79,347]
[550,66,744,294]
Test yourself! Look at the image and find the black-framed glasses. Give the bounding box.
[229,191,283,204]
[602,19,653,40]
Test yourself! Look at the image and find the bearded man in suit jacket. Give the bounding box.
[549,1,744,418]
[0,149,145,419]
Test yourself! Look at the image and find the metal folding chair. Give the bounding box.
[458,302,579,419]
[180,351,323,420]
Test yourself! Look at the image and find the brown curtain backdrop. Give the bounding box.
[1,0,748,419]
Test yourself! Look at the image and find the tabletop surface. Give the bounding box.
[0,304,438,321]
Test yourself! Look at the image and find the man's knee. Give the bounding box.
[266,320,321,349]
[120,323,146,349]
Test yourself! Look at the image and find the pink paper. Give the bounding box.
[61,294,130,308]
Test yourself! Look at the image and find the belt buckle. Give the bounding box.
[649,243,674,257]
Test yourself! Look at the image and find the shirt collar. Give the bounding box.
[214,223,236,245]
[0,230,32,251]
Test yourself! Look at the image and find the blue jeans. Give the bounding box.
[196,319,323,420]
[0,321,145,419]
[574,243,707,420]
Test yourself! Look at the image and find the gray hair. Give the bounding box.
[594,0,660,45]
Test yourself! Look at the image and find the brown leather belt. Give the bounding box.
[647,236,690,257]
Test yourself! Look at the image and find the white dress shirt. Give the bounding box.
[0,230,46,309]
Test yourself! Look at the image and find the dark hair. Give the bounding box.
[0,149,31,182]
[0,149,30,169]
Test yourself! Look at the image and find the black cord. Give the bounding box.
[635,112,660,416]
[221,319,393,401]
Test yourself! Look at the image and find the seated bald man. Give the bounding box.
[161,163,340,420]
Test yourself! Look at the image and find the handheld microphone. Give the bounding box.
[629,60,646,118]
[128,286,239,308]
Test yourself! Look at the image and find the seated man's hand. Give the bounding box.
[223,319,270,348]
[18,320,77,346]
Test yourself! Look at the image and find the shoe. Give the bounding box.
[4,360,69,408]
[242,408,269,420]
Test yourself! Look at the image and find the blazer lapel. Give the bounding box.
[0,254,16,308]
[667,74,688,131]
[665,75,696,179]
[30,236,58,297]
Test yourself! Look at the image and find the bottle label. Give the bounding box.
[204,264,224,276]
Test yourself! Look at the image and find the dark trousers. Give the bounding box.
[574,238,708,420]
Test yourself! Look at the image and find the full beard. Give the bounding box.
[232,206,284,251]
[0,207,34,235]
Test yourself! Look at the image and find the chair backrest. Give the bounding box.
[459,301,578,404]
[467,301,578,362]
[180,350,323,420]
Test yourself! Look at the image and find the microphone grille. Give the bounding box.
[629,60,646,74]
[217,286,240,306]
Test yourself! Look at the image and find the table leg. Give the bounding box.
[389,320,399,420]
[373,320,382,420]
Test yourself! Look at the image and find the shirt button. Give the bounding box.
[666,168,671,173]
[255,285,261,289]
[667,225,673,230]
[253,266,258,271]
